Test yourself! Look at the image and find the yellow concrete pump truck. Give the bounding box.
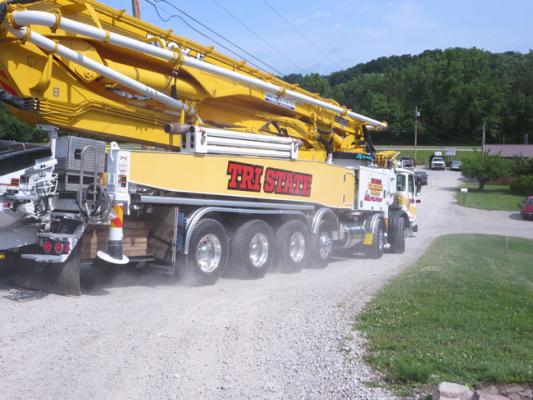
[0,0,419,295]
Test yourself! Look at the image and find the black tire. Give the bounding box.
[309,222,334,269]
[364,219,385,259]
[274,219,310,273]
[389,216,406,254]
[230,219,274,279]
[184,218,229,286]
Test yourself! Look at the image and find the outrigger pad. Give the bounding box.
[9,250,82,296]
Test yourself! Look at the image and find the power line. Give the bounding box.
[262,0,341,70]
[149,0,284,75]
[145,0,282,75]
[210,0,304,73]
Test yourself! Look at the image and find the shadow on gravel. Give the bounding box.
[440,186,461,192]
[0,265,191,298]
[1,249,384,297]
[509,213,529,221]
[2,287,49,302]
[81,265,179,296]
[1,266,52,302]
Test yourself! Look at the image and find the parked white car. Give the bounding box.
[431,156,446,170]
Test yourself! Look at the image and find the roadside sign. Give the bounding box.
[445,147,457,156]
[460,187,468,205]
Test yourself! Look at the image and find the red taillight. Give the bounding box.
[42,240,52,254]
[2,200,11,208]
[54,241,63,255]
[63,242,70,254]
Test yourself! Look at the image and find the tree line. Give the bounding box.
[0,104,46,142]
[285,48,533,146]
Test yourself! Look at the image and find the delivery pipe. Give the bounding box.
[9,10,387,129]
[7,24,193,115]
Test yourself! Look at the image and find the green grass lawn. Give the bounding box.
[356,235,533,395]
[396,149,435,166]
[457,184,524,212]
[376,148,480,167]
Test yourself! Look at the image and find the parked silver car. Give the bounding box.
[450,160,462,171]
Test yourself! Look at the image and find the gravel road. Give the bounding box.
[1,170,532,400]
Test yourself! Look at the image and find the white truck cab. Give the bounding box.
[430,156,446,170]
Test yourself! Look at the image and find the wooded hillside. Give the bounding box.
[285,48,533,146]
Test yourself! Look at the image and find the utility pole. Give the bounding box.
[481,119,486,156]
[414,106,420,163]
[131,0,141,18]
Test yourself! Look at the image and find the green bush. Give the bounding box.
[509,157,533,177]
[462,153,509,191]
[510,175,533,195]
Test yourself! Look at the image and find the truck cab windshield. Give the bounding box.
[397,174,406,191]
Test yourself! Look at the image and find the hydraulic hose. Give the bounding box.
[363,125,376,157]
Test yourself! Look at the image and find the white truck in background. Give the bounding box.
[429,151,446,170]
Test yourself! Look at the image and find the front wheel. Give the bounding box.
[309,222,333,269]
[275,220,310,273]
[364,219,385,259]
[184,218,229,285]
[389,216,406,254]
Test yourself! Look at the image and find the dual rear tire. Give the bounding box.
[184,218,229,285]
[184,217,323,284]
[274,220,310,273]
[230,219,274,279]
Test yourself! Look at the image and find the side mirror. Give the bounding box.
[416,199,422,204]
[416,181,422,193]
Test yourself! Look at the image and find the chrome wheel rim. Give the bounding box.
[249,233,269,268]
[318,231,333,260]
[195,234,222,273]
[289,232,305,263]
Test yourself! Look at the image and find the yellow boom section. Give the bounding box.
[0,0,386,161]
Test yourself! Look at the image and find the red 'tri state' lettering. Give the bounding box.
[227,161,312,197]
[226,161,263,192]
[263,167,312,197]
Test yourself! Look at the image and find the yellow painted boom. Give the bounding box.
[0,0,386,162]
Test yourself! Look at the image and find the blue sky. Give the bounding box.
[100,0,533,75]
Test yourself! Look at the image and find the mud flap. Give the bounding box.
[8,244,82,296]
